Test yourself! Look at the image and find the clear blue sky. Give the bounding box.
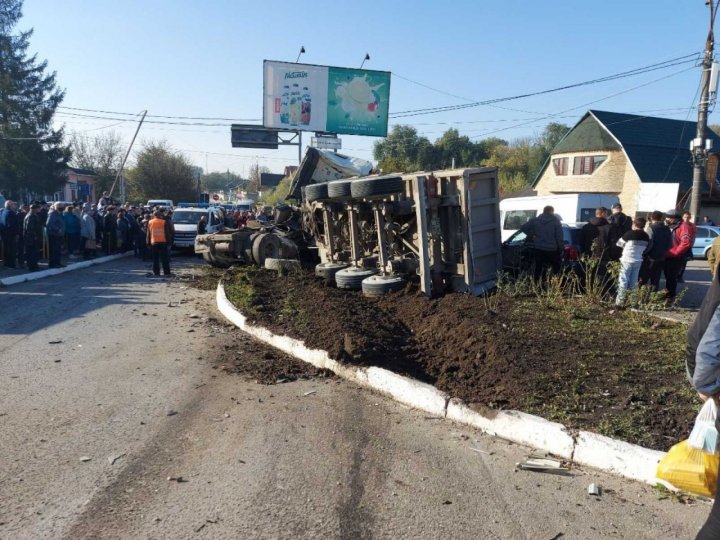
[20,0,717,176]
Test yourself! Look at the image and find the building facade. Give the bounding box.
[533,110,720,219]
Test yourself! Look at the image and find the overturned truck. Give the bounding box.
[195,148,502,297]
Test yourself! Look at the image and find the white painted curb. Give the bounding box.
[0,252,132,287]
[217,281,668,486]
[446,398,575,459]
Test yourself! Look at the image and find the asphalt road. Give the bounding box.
[0,256,712,539]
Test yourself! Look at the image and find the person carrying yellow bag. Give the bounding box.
[657,399,719,497]
[684,266,720,538]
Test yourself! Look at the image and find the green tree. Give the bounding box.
[69,131,125,195]
[373,125,434,172]
[126,141,196,202]
[202,171,246,193]
[0,0,70,199]
[247,164,271,193]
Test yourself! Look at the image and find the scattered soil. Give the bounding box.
[185,270,331,385]
[223,266,698,451]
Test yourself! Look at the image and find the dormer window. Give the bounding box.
[552,157,568,176]
[573,155,607,175]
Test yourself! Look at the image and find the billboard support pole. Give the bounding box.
[298,131,302,164]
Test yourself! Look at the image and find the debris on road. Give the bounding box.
[189,313,201,319]
[48,340,63,344]
[167,476,187,482]
[516,455,571,475]
[303,390,317,396]
[469,446,494,456]
[442,500,452,505]
[79,456,92,462]
[166,410,178,416]
[53,359,61,363]
[588,483,601,496]
[108,453,126,465]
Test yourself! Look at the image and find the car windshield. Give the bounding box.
[172,211,204,224]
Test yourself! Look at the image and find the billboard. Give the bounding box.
[263,60,391,137]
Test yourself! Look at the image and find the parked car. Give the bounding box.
[692,225,720,259]
[501,223,583,276]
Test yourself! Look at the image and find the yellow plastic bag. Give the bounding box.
[656,440,719,497]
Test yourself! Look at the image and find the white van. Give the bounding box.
[499,193,619,241]
[171,206,224,248]
[147,199,174,210]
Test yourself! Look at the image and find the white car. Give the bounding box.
[171,206,224,249]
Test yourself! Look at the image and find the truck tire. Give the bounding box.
[304,183,329,202]
[244,232,262,265]
[327,180,353,199]
[265,258,301,273]
[334,267,378,290]
[252,233,281,268]
[315,262,349,282]
[203,252,231,268]
[350,175,404,199]
[361,274,406,296]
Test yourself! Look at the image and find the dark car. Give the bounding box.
[501,223,583,276]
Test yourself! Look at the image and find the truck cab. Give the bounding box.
[171,206,224,249]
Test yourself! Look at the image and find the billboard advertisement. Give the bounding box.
[263,60,391,137]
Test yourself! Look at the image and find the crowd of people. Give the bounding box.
[520,202,697,306]
[0,192,178,276]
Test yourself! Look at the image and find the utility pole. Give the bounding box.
[109,110,147,202]
[690,2,716,221]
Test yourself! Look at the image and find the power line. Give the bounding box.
[468,65,696,140]
[57,105,260,122]
[389,53,700,118]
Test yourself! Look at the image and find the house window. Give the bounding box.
[552,157,568,176]
[573,155,607,175]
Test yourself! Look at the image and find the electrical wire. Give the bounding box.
[389,53,700,118]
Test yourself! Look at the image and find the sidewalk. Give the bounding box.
[0,252,133,287]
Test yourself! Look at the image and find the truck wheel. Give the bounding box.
[244,232,262,265]
[203,252,231,268]
[334,267,378,290]
[350,175,404,199]
[327,180,353,199]
[265,258,301,273]
[315,262,349,282]
[304,183,329,202]
[252,233,281,267]
[361,274,406,296]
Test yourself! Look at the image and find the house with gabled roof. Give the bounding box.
[532,110,720,218]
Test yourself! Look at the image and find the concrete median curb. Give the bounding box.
[0,252,133,287]
[217,281,667,486]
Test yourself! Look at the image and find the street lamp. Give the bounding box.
[295,46,305,63]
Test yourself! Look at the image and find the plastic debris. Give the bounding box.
[303,390,317,396]
[516,454,571,475]
[588,483,601,496]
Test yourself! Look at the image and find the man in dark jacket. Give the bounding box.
[23,203,43,271]
[520,205,564,281]
[0,200,19,268]
[102,207,118,255]
[607,203,632,236]
[640,210,672,291]
[581,207,621,261]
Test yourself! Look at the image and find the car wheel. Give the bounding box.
[361,274,406,296]
[349,175,404,199]
[315,261,349,282]
[252,233,281,267]
[705,247,712,260]
[334,266,378,290]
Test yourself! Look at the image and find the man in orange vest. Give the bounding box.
[146,210,172,276]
